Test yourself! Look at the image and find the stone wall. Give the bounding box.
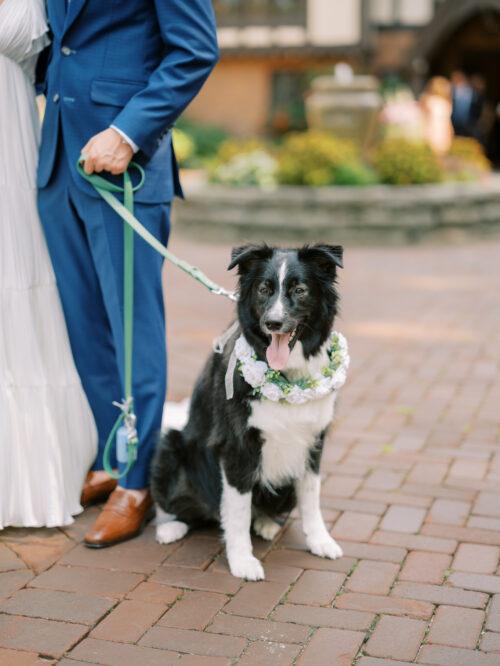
[173,176,500,245]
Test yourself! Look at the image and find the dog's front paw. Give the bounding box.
[228,554,265,581]
[307,535,343,560]
[156,520,189,544]
[253,516,281,541]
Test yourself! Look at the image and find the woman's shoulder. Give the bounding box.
[0,0,49,65]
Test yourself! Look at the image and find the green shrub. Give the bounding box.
[176,118,229,162]
[277,131,358,186]
[448,137,491,172]
[372,138,443,185]
[172,128,195,167]
[333,161,379,186]
[209,139,277,187]
[214,139,269,164]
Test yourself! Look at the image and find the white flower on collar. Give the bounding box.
[234,330,349,405]
[241,359,268,387]
[261,382,283,401]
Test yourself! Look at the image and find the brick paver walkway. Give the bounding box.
[1,237,500,665]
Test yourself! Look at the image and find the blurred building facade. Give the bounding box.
[185,0,500,138]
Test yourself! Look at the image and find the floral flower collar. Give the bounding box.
[231,331,349,405]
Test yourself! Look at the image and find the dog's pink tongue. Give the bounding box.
[266,333,292,370]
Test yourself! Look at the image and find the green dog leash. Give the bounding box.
[77,159,236,479]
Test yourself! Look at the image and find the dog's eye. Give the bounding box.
[295,286,307,296]
[258,285,270,296]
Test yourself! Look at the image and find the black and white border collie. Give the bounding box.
[151,244,345,580]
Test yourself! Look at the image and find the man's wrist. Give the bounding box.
[110,125,139,154]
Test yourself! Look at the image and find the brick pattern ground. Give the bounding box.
[1,238,500,665]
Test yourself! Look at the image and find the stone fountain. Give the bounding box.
[306,63,382,145]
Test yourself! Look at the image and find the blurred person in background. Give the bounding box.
[489,102,500,166]
[451,70,474,137]
[469,74,490,145]
[420,76,453,155]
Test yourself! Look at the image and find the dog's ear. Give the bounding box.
[228,244,273,273]
[298,244,344,275]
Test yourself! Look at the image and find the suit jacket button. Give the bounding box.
[53,93,60,103]
[61,46,72,56]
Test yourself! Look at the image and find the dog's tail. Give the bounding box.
[150,428,186,512]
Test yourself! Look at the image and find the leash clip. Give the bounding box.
[212,287,238,302]
[124,414,138,445]
[213,321,239,354]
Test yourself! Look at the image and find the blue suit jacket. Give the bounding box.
[38,0,219,203]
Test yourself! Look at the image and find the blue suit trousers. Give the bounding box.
[38,148,170,489]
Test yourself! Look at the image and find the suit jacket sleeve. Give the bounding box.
[111,0,219,157]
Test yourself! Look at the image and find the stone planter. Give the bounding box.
[172,176,500,246]
[306,68,382,146]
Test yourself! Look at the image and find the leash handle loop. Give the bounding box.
[77,161,146,194]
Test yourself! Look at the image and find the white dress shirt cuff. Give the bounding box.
[110,125,139,154]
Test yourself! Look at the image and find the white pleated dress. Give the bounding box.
[0,0,97,528]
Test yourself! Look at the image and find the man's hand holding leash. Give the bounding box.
[82,127,133,176]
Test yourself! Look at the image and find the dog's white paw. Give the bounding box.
[156,520,189,544]
[228,554,265,581]
[253,516,281,541]
[307,535,343,560]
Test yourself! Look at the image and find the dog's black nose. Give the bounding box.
[265,320,283,332]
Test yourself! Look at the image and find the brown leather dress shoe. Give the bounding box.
[84,488,154,548]
[81,471,118,507]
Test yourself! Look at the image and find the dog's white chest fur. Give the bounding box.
[248,342,336,488]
